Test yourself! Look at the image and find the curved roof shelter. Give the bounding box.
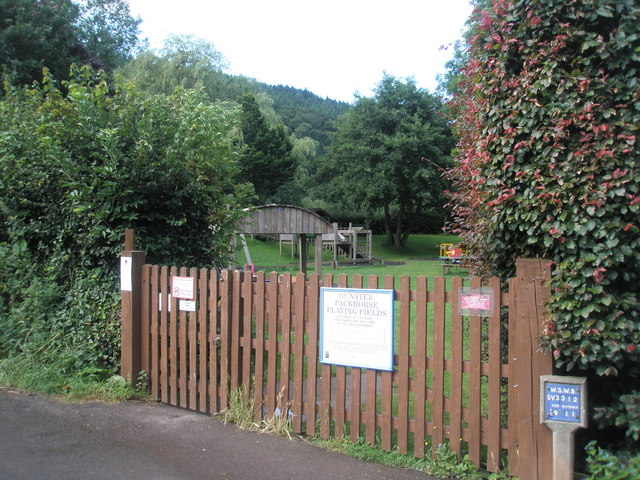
[235,204,337,275]
[236,204,336,235]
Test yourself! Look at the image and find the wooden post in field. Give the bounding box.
[509,258,554,480]
[299,234,307,275]
[314,234,323,277]
[120,229,146,385]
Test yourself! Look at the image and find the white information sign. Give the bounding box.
[120,256,132,291]
[320,288,394,371]
[172,276,195,300]
[179,300,196,312]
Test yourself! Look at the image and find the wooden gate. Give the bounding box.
[122,246,552,479]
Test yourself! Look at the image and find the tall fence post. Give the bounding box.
[120,229,146,385]
[509,258,554,480]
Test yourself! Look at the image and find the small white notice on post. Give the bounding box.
[319,288,394,371]
[179,300,196,312]
[120,256,132,291]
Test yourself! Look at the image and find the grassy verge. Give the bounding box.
[0,344,149,403]
[311,437,512,480]
[220,385,511,479]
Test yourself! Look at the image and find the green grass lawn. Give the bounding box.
[235,234,463,281]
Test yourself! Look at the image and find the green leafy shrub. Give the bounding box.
[446,0,639,446]
[0,66,252,383]
[584,441,640,479]
[594,391,640,442]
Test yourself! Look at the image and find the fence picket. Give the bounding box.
[449,276,464,458]
[320,273,333,439]
[292,272,306,433]
[350,274,364,444]
[487,277,502,471]
[507,277,520,476]
[468,276,483,466]
[150,266,159,401]
[253,271,266,421]
[306,274,320,436]
[280,273,292,414]
[334,274,348,439]
[365,274,378,446]
[219,270,230,411]
[397,275,411,454]
[380,275,394,451]
[229,270,242,394]
[160,266,169,404]
[141,265,151,377]
[169,266,178,406]
[413,275,427,458]
[242,271,253,390]
[432,276,446,453]
[266,272,278,417]
[198,268,208,413]
[208,269,219,414]
[179,267,188,409]
[189,267,198,411]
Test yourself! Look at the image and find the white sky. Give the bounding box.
[127,0,473,103]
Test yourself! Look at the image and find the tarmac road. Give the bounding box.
[0,387,437,480]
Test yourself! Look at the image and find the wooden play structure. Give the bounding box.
[279,223,378,267]
[236,205,379,275]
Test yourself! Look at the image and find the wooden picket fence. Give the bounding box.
[121,252,553,480]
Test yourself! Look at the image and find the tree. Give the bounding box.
[236,93,295,204]
[118,34,233,99]
[316,74,455,246]
[447,0,639,447]
[0,0,80,84]
[160,33,228,72]
[273,135,320,205]
[0,0,142,86]
[74,0,143,72]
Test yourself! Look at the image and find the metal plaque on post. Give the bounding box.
[540,375,587,480]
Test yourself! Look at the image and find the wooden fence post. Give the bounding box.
[509,258,554,480]
[120,229,146,385]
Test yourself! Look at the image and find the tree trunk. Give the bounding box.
[394,201,405,247]
[383,204,394,245]
[400,198,422,247]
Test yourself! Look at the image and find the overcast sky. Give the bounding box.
[127,0,473,103]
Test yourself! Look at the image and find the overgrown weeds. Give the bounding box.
[220,385,294,439]
[0,338,149,403]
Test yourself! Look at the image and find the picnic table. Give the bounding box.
[438,243,467,275]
